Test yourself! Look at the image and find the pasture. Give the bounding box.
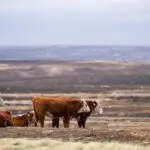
[0,61,150,149]
[1,88,150,149]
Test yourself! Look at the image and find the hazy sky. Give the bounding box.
[0,0,150,46]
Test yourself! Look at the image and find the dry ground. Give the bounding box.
[1,89,150,146]
[0,60,150,149]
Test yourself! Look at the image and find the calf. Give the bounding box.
[12,111,34,127]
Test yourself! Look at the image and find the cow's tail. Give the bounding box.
[32,97,39,126]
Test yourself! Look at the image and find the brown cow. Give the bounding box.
[32,96,90,128]
[52,100,103,128]
[12,111,34,127]
[0,111,13,127]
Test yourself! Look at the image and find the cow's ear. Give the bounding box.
[27,114,30,117]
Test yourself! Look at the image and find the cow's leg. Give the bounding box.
[76,116,82,128]
[82,120,86,128]
[82,116,88,128]
[52,117,59,128]
[52,117,56,128]
[56,117,59,128]
[52,116,59,128]
[80,120,85,128]
[34,111,39,127]
[75,116,82,128]
[39,114,45,128]
[55,117,59,128]
[82,115,88,128]
[63,116,70,128]
[77,120,82,128]
[77,115,85,128]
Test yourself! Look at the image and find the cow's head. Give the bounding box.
[78,99,90,113]
[26,111,34,124]
[92,100,103,115]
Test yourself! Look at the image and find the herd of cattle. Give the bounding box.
[0,96,103,128]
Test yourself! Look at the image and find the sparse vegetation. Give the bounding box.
[1,60,150,149]
[0,138,149,150]
[0,60,150,93]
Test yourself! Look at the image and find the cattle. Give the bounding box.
[12,111,34,127]
[0,111,13,127]
[52,100,103,128]
[32,96,90,128]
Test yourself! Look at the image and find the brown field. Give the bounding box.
[1,91,150,146]
[0,60,150,149]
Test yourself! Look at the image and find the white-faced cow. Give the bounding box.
[51,99,103,128]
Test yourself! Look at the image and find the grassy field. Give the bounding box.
[0,60,150,149]
[0,138,149,150]
[1,90,150,147]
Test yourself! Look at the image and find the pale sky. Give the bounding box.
[0,0,150,46]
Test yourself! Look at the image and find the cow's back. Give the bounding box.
[12,115,28,126]
[32,96,82,116]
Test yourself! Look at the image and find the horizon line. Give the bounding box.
[0,44,149,48]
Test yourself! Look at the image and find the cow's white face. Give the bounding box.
[93,100,103,115]
[78,99,90,113]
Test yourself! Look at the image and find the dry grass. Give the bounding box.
[1,81,150,148]
[0,138,149,150]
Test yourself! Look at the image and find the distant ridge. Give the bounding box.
[0,45,150,61]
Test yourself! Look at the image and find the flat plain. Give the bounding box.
[0,60,150,149]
